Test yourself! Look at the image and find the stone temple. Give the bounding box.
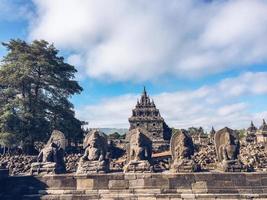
[128,87,171,151]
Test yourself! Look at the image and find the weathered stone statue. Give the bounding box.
[215,127,244,172]
[76,129,109,174]
[30,130,66,175]
[124,128,153,172]
[170,129,200,172]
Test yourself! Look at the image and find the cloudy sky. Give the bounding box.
[1,0,267,130]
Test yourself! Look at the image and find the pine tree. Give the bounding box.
[0,39,84,153]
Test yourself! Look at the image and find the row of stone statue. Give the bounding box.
[31,127,243,175]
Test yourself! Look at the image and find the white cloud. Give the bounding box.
[29,0,267,81]
[217,103,247,116]
[67,54,87,80]
[76,72,267,129]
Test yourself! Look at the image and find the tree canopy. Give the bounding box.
[0,39,84,152]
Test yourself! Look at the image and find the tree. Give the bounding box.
[0,132,17,154]
[236,129,246,140]
[0,39,84,153]
[108,132,121,140]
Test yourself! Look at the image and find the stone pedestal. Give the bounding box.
[30,162,65,175]
[217,160,244,172]
[76,160,109,174]
[124,160,152,173]
[171,159,200,173]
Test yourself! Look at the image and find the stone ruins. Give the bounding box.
[30,130,66,175]
[170,129,200,172]
[124,128,153,173]
[214,127,244,172]
[76,129,109,174]
[256,119,267,143]
[1,88,267,199]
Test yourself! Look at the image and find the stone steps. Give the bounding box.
[20,192,267,200]
[21,188,267,200]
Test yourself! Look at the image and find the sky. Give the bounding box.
[1,0,267,130]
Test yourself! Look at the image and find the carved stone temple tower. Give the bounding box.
[128,87,171,152]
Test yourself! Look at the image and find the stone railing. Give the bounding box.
[1,172,267,199]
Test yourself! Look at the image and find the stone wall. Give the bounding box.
[2,172,267,199]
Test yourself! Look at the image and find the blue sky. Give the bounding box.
[1,0,267,130]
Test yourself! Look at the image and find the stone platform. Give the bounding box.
[1,172,267,199]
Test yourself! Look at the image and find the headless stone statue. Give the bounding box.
[170,129,200,172]
[124,128,153,173]
[76,129,109,174]
[215,127,244,172]
[30,130,66,175]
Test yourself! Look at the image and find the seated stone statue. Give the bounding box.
[76,129,109,174]
[124,128,153,173]
[30,130,66,175]
[170,129,200,172]
[215,127,244,172]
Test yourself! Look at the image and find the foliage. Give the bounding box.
[0,39,84,151]
[0,132,17,148]
[171,127,179,135]
[188,126,204,135]
[235,129,246,139]
[108,132,125,140]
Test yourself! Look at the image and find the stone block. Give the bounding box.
[124,173,137,180]
[41,175,76,190]
[181,193,196,199]
[129,177,169,189]
[261,178,267,185]
[211,173,233,181]
[136,173,152,179]
[93,176,109,189]
[77,178,94,190]
[169,175,194,189]
[108,179,129,190]
[192,181,208,194]
[129,178,145,188]
[134,188,161,194]
[194,173,213,182]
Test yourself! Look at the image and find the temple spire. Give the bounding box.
[211,126,215,133]
[251,121,255,127]
[140,86,149,105]
[143,86,147,96]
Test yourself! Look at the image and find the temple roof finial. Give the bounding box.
[210,126,215,135]
[143,86,147,95]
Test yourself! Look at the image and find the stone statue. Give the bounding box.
[124,128,153,172]
[215,127,244,172]
[170,129,199,172]
[30,130,66,175]
[76,129,109,174]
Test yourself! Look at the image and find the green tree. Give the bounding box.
[0,132,18,154]
[0,39,84,153]
[235,129,246,140]
[108,132,121,140]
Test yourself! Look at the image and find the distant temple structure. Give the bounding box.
[246,121,257,143]
[128,87,171,151]
[209,126,216,144]
[256,119,267,143]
